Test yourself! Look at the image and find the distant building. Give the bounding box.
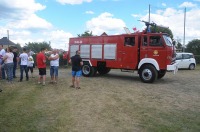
[0,37,16,48]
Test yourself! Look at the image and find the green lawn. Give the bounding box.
[0,67,200,132]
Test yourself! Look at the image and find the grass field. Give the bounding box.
[0,66,200,132]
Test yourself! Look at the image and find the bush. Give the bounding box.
[195,55,200,64]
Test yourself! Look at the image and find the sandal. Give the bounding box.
[70,85,75,88]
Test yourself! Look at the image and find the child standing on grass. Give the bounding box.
[27,53,34,78]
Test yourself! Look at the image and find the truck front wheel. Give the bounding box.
[139,65,158,83]
[157,70,166,79]
[82,64,96,77]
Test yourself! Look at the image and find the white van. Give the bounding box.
[176,52,196,70]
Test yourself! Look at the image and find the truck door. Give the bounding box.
[140,35,167,69]
[148,35,167,69]
[122,36,138,69]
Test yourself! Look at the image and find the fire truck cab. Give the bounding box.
[68,23,178,83]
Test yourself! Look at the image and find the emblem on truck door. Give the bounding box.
[153,50,158,55]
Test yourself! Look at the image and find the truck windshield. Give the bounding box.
[163,35,173,46]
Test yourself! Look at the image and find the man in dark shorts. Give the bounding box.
[69,50,83,89]
[36,48,46,86]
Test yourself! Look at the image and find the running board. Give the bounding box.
[121,69,134,73]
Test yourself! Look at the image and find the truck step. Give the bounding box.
[121,69,134,73]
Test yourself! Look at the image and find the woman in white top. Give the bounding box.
[3,47,14,83]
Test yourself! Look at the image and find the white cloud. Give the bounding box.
[156,10,164,15]
[85,11,94,14]
[139,7,200,44]
[132,14,140,18]
[162,3,167,7]
[179,2,197,8]
[46,30,73,50]
[5,29,73,50]
[0,0,46,20]
[0,0,45,11]
[56,0,92,5]
[86,12,126,35]
[0,0,50,31]
[0,0,72,50]
[7,14,52,30]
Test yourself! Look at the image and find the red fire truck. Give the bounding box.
[68,21,178,83]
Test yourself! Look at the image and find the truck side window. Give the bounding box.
[142,36,147,46]
[149,36,162,46]
[124,37,135,46]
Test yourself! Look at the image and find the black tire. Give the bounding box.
[139,64,158,83]
[97,67,111,75]
[157,70,166,79]
[82,64,96,77]
[189,64,195,70]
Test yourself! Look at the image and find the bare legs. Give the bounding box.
[71,76,80,88]
[38,75,46,85]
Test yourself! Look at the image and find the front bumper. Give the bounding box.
[167,62,179,74]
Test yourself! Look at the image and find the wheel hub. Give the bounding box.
[142,69,152,80]
[82,65,90,75]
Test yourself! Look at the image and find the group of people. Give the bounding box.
[0,45,35,84]
[0,45,83,91]
[36,48,83,89]
[36,48,59,86]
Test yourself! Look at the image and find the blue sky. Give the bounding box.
[0,0,200,50]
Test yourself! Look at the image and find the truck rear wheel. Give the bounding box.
[82,64,96,77]
[97,67,111,75]
[139,64,158,83]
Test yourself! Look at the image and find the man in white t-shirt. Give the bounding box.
[18,48,29,82]
[0,45,6,79]
[48,49,59,84]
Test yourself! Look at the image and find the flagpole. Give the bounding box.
[149,4,150,23]
[183,7,186,52]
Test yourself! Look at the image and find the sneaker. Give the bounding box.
[38,82,41,84]
[42,82,45,86]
